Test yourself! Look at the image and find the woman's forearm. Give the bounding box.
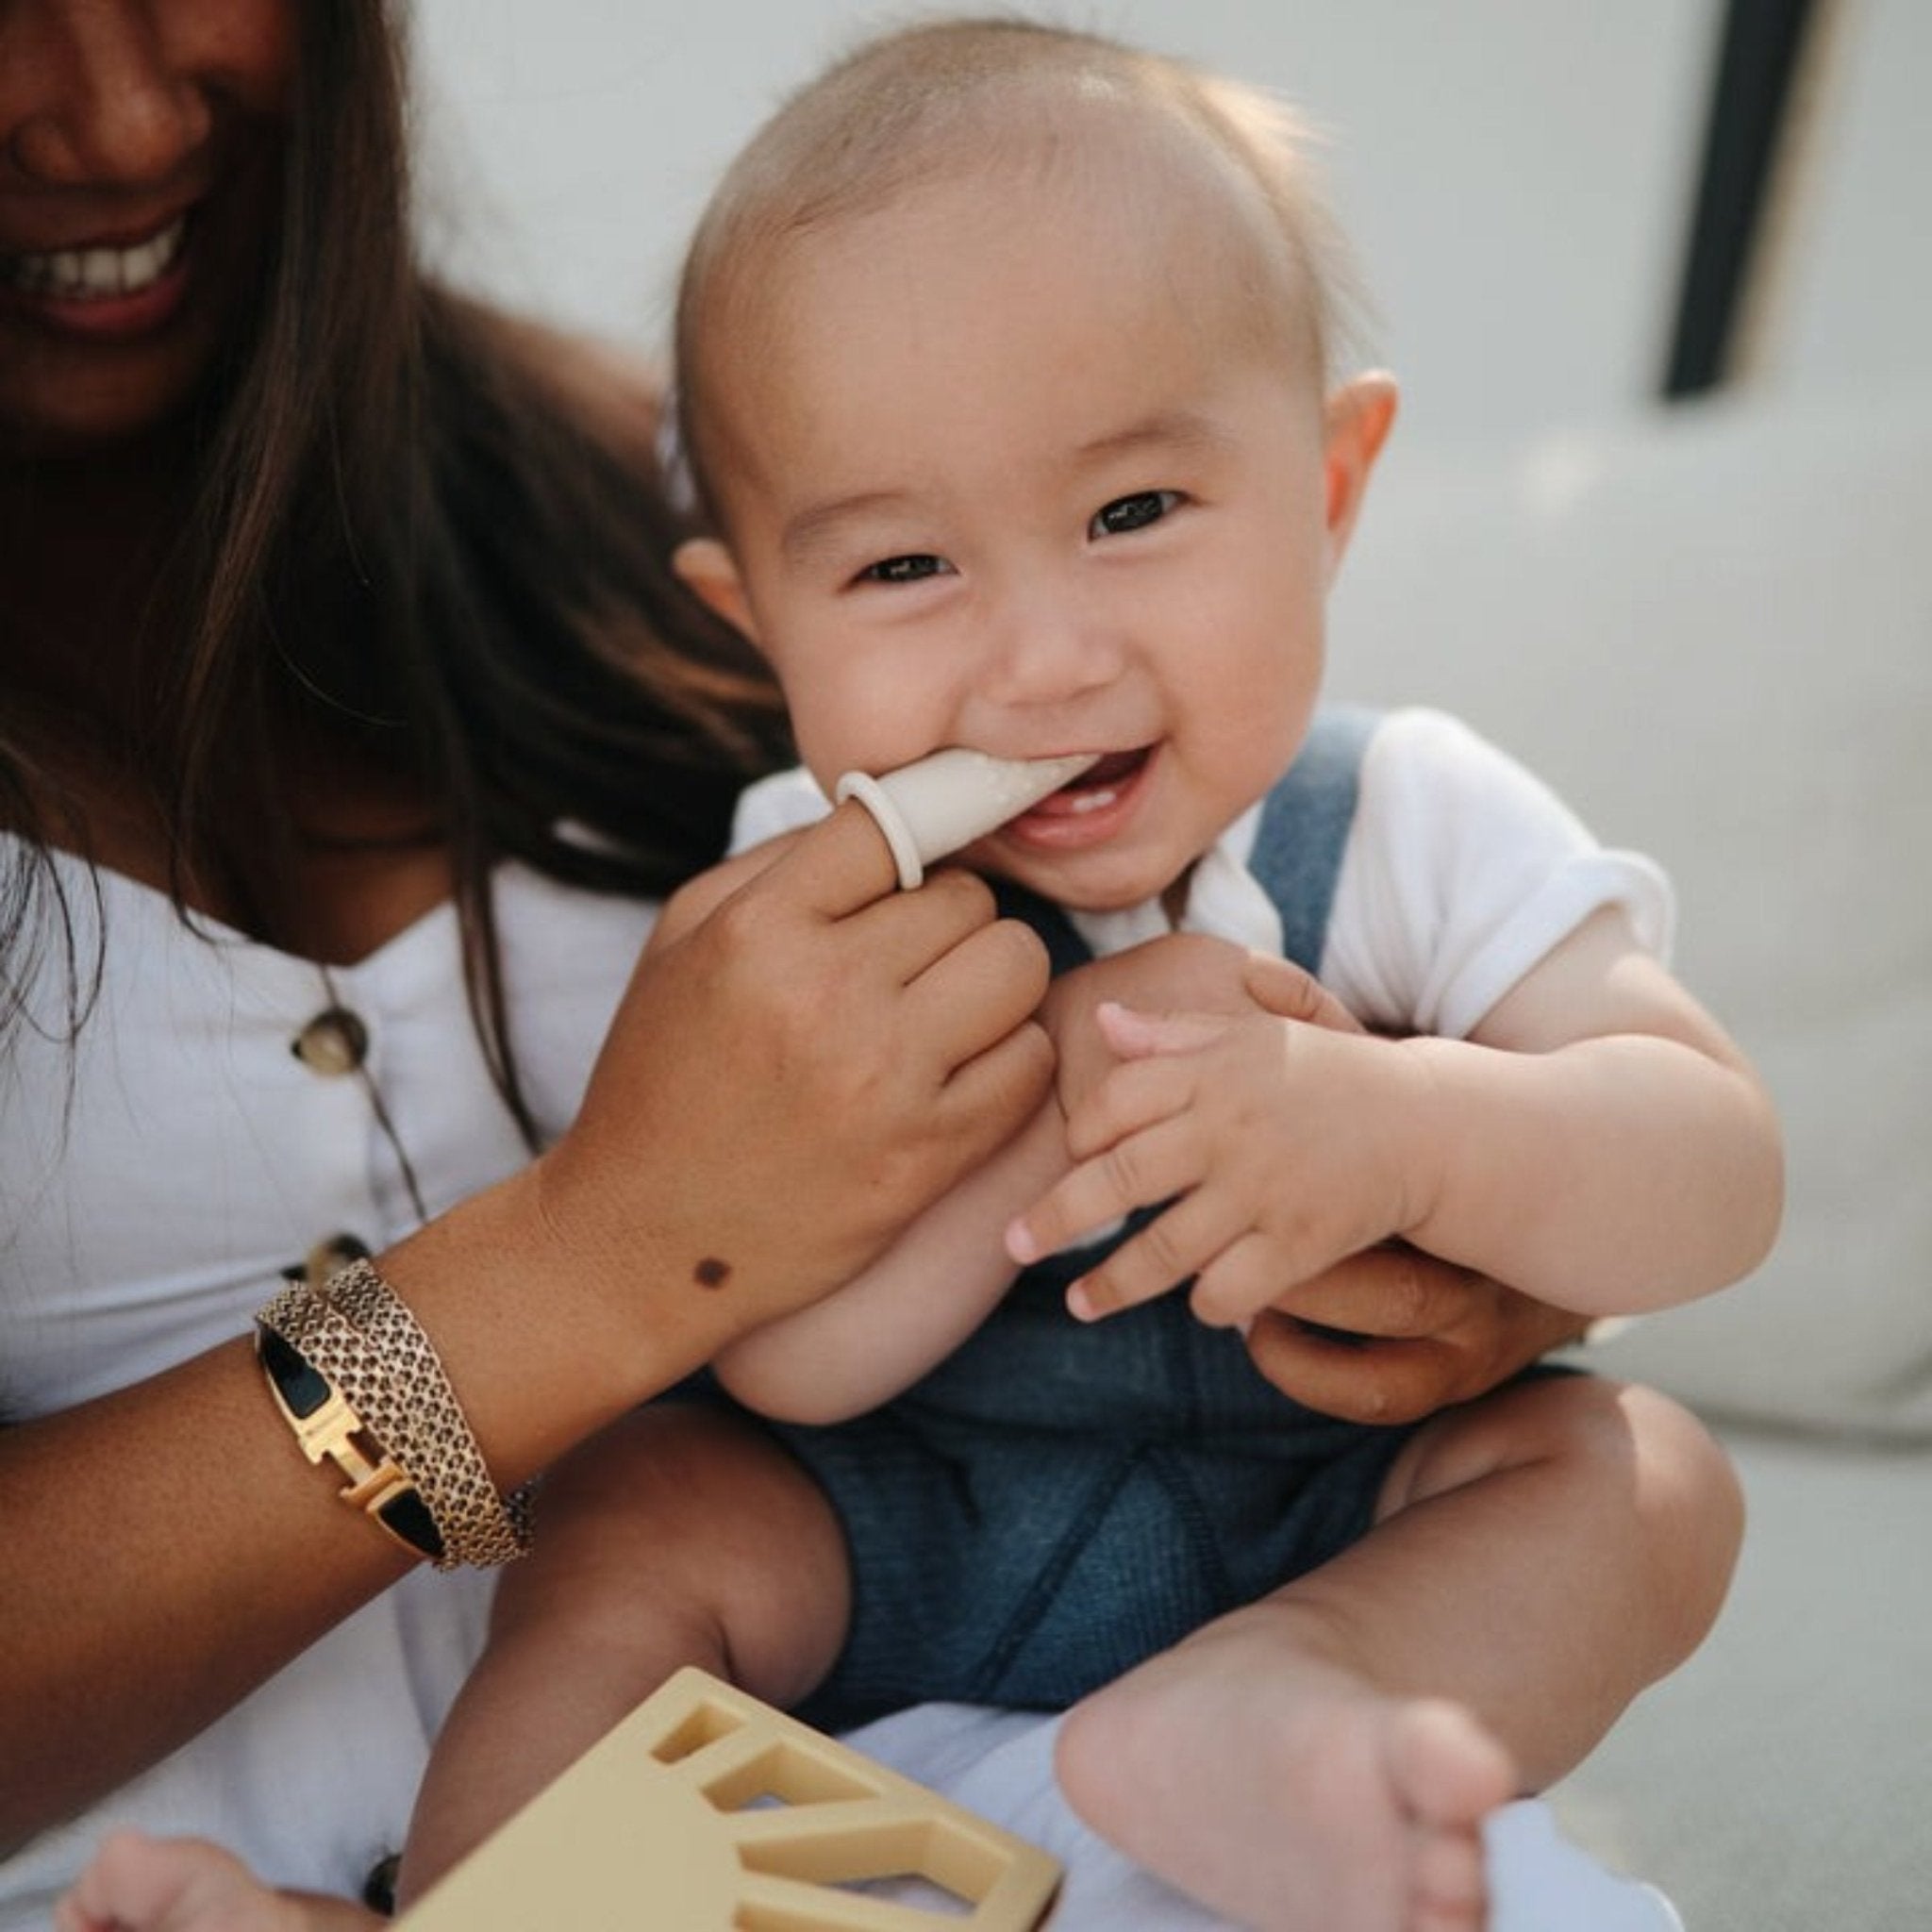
[0,1173,709,1848]
[0,1335,408,1848]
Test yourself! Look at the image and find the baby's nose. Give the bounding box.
[979,594,1124,708]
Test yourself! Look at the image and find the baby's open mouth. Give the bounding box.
[1029,747,1151,816]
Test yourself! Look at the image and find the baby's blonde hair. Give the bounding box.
[674,14,1366,525]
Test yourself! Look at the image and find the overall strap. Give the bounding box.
[1250,703,1380,974]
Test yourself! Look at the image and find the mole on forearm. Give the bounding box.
[693,1257,732,1289]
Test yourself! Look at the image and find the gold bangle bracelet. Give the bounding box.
[256,1323,444,1562]
[316,1259,535,1565]
[258,1266,531,1570]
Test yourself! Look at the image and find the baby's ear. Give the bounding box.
[673,537,758,641]
[1321,372,1398,579]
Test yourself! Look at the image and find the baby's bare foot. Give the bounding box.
[1056,1630,1517,1932]
[56,1828,380,1932]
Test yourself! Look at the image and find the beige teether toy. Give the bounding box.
[836,748,1099,891]
[395,1666,1062,1931]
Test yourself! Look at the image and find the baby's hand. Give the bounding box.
[1038,933,1269,1119]
[1008,998,1436,1329]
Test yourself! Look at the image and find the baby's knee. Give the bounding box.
[497,1402,846,1689]
[1609,1380,1746,1621]
[1435,1374,1744,1632]
[1394,1374,1738,1536]
[497,1407,794,1623]
[1540,1378,1742,1560]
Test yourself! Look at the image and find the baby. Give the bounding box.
[62,18,1779,1932]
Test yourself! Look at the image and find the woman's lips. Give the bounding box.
[0,213,192,338]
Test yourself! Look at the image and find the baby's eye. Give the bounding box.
[1090,490,1181,539]
[858,553,954,585]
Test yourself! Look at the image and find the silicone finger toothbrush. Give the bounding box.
[836,748,1099,891]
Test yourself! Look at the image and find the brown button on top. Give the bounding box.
[306,1232,372,1289]
[291,1007,369,1076]
[281,1233,374,1290]
[361,1855,400,1914]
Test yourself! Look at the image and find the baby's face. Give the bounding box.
[684,157,1358,912]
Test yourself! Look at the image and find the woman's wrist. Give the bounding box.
[371,1165,715,1493]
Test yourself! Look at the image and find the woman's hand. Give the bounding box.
[1241,1250,1588,1425]
[535,802,1055,1350]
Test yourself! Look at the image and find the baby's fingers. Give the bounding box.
[1057,1042,1204,1163]
[1241,955,1367,1035]
[1064,1182,1251,1320]
[1186,1231,1315,1330]
[1006,1115,1204,1283]
[1092,999,1240,1061]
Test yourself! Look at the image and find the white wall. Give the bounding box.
[407,1,1929,462]
[1764,0,1932,408]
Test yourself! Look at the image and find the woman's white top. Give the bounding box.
[0,706,1673,1923]
[0,856,657,1921]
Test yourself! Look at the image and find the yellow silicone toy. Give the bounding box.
[395,1666,1064,1931]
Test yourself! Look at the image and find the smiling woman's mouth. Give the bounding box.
[0,216,190,302]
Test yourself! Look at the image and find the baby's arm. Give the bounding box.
[712,933,1267,1424]
[712,1098,1063,1421]
[1398,903,1781,1312]
[1015,906,1782,1326]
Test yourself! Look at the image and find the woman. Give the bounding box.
[0,3,1581,1920]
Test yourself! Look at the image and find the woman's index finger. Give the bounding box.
[758,796,906,920]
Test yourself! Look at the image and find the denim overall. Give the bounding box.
[778,707,1424,1732]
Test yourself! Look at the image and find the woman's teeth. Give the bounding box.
[2,218,188,301]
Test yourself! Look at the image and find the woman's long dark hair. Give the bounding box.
[0,3,790,1139]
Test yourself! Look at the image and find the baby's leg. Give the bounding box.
[55,1829,378,1932]
[397,1402,848,1907]
[1055,1376,1741,1932]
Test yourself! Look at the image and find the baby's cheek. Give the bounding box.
[793,697,926,791]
